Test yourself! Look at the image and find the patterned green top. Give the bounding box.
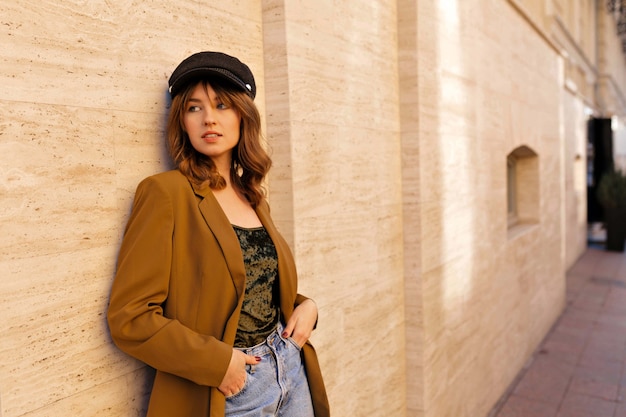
[232,225,280,348]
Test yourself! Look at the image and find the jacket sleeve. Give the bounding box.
[107,176,232,387]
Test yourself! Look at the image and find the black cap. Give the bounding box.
[168,51,256,99]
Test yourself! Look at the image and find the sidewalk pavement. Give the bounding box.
[492,247,626,417]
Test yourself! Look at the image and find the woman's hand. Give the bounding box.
[282,299,318,347]
[218,349,260,397]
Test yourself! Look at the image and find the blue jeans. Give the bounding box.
[225,323,314,417]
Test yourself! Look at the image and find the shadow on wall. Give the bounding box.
[105,87,176,415]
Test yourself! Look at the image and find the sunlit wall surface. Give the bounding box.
[1,1,625,417]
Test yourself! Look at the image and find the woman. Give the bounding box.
[107,51,329,417]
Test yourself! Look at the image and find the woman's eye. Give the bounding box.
[216,103,229,110]
[188,105,201,112]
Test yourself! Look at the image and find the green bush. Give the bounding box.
[597,169,626,208]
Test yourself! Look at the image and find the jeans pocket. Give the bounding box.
[225,367,252,400]
[286,337,303,351]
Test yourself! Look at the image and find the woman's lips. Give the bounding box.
[202,131,221,142]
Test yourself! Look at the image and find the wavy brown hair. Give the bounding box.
[167,79,271,207]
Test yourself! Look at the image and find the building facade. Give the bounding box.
[1,1,625,417]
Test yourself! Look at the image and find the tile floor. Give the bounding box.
[491,247,626,417]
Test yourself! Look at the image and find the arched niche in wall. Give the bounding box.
[507,145,539,230]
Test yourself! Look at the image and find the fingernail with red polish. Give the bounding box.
[255,356,262,361]
[282,332,288,338]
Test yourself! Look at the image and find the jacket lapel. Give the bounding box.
[191,182,247,300]
[190,180,296,321]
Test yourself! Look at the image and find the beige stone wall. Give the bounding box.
[597,2,626,116]
[2,1,622,417]
[403,1,566,416]
[561,89,590,268]
[548,1,596,268]
[1,2,267,416]
[597,4,626,171]
[262,1,407,416]
[2,1,407,416]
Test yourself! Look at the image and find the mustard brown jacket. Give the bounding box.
[107,170,329,417]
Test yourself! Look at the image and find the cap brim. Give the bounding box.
[169,67,251,97]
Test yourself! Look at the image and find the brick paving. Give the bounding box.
[492,247,626,417]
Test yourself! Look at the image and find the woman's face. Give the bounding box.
[183,82,241,165]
